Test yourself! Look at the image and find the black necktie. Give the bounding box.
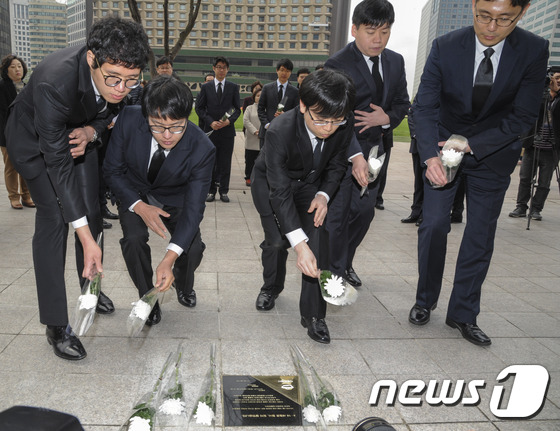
[370,56,383,105]
[96,96,107,113]
[147,145,165,184]
[217,82,223,102]
[472,48,494,117]
[278,84,284,102]
[312,138,322,173]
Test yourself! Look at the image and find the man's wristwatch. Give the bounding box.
[90,129,98,143]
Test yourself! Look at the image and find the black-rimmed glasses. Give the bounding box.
[307,109,347,127]
[95,58,143,89]
[475,8,523,27]
[149,121,187,134]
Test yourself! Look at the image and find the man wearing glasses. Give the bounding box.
[104,76,215,327]
[251,70,355,344]
[5,17,150,360]
[409,0,549,346]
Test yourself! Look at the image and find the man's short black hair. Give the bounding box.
[205,73,215,80]
[475,0,530,8]
[87,17,150,70]
[299,70,355,120]
[276,58,294,71]
[156,56,173,67]
[213,56,229,68]
[297,68,311,77]
[142,75,193,120]
[1,54,27,81]
[352,0,395,28]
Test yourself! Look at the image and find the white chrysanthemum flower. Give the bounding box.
[441,148,463,168]
[78,293,98,310]
[324,274,345,298]
[323,405,342,423]
[158,398,186,415]
[277,104,285,111]
[194,401,215,425]
[369,157,383,172]
[302,405,321,423]
[127,416,151,431]
[131,300,152,320]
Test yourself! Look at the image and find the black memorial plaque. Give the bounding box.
[222,375,302,426]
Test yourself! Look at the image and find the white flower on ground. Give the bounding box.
[302,405,321,423]
[323,275,345,298]
[131,300,152,320]
[441,148,463,168]
[322,405,342,423]
[368,157,383,172]
[158,398,186,415]
[78,293,98,310]
[127,416,151,431]
[194,401,215,425]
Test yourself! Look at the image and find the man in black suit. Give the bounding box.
[409,0,549,346]
[5,18,150,360]
[195,56,241,203]
[401,103,423,225]
[325,0,410,286]
[257,58,299,148]
[251,70,356,344]
[104,76,215,325]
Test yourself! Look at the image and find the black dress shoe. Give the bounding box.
[446,318,491,346]
[345,267,362,287]
[177,289,197,308]
[415,217,423,226]
[96,291,115,314]
[255,292,278,311]
[450,213,463,223]
[375,202,385,210]
[102,219,112,229]
[401,214,420,224]
[409,303,437,325]
[146,302,161,326]
[46,326,87,360]
[102,205,119,220]
[206,193,215,202]
[301,317,330,344]
[220,194,230,203]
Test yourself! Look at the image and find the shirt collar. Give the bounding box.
[474,36,505,59]
[214,78,226,86]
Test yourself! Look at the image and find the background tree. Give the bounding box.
[127,0,202,77]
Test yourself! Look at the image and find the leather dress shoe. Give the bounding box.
[450,213,463,223]
[409,303,437,325]
[256,292,278,311]
[102,219,112,229]
[509,207,526,218]
[446,318,491,346]
[530,210,542,221]
[146,302,161,326]
[375,202,385,210]
[301,317,330,344]
[415,216,423,226]
[177,289,197,308]
[401,214,420,224]
[102,205,119,219]
[206,193,215,202]
[345,267,362,287]
[96,291,115,314]
[46,326,87,360]
[220,194,230,203]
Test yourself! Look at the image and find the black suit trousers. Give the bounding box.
[209,134,235,195]
[416,155,510,324]
[411,151,424,217]
[252,178,328,319]
[118,204,204,298]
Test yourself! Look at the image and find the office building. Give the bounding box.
[28,0,67,69]
[1,0,11,58]
[518,0,560,67]
[8,0,30,65]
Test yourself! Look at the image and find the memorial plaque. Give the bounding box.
[222,375,302,426]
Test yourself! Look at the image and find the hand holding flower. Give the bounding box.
[294,241,319,279]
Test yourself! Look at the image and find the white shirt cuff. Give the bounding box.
[316,191,330,204]
[348,152,363,162]
[71,216,88,229]
[167,243,184,257]
[286,228,308,249]
[129,199,142,212]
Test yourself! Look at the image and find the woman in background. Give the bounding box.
[243,87,262,186]
[0,54,34,209]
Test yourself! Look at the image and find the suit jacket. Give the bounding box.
[252,108,354,235]
[257,80,299,143]
[195,79,241,139]
[415,26,549,176]
[325,42,410,156]
[103,106,215,251]
[0,78,19,147]
[5,45,117,222]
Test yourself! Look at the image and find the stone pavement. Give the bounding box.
[0,135,559,430]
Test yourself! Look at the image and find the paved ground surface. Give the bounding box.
[0,135,559,430]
